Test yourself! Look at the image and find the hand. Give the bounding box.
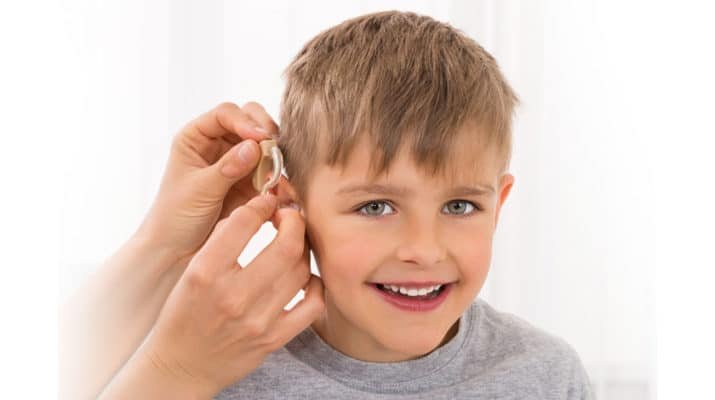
[136,194,325,396]
[136,101,285,266]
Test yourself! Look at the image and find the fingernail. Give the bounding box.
[237,141,256,162]
[254,125,268,134]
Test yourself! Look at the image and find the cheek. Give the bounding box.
[308,219,386,287]
[452,230,493,284]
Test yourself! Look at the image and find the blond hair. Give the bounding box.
[278,11,520,198]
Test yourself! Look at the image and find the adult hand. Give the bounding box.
[136,101,286,267]
[145,194,324,396]
[98,194,325,399]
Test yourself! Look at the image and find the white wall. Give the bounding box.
[56,1,654,398]
[27,0,712,398]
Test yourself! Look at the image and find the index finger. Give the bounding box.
[194,194,279,277]
[191,102,272,144]
[242,207,306,285]
[241,101,280,139]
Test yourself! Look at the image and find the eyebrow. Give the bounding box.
[336,183,495,197]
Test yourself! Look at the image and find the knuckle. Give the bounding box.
[241,101,262,110]
[217,295,246,318]
[185,267,212,289]
[243,319,269,337]
[216,101,239,112]
[277,238,304,260]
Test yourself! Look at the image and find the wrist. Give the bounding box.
[128,228,186,275]
[99,345,220,400]
[140,346,220,400]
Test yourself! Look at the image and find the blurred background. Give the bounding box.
[57,1,655,398]
[3,0,714,399]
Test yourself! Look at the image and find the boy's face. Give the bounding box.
[299,134,513,362]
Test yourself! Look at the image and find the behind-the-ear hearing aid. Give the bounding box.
[251,139,284,196]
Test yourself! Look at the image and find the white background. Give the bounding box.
[1,0,713,398]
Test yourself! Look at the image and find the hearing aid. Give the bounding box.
[251,139,284,196]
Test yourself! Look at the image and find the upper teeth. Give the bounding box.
[381,284,443,296]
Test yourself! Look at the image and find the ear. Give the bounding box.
[270,175,302,208]
[493,173,514,229]
[267,175,308,231]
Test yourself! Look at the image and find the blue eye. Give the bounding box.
[442,200,477,215]
[358,201,395,217]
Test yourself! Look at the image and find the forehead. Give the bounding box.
[313,133,500,193]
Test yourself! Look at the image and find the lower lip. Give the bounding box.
[369,283,453,312]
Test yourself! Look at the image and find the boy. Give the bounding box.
[217,10,593,399]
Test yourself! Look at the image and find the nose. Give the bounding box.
[395,217,447,267]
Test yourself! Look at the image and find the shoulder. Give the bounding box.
[471,298,578,358]
[469,298,582,363]
[464,299,594,398]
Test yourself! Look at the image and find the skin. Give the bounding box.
[61,102,324,400]
[296,134,514,362]
[63,97,509,397]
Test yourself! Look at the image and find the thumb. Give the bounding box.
[203,139,260,195]
[220,139,260,177]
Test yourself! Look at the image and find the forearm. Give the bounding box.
[97,339,219,400]
[59,233,190,400]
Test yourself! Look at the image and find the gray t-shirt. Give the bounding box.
[215,298,594,399]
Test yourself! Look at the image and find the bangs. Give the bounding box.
[278,11,519,198]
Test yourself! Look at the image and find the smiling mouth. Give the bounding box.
[369,282,454,299]
[367,282,455,311]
